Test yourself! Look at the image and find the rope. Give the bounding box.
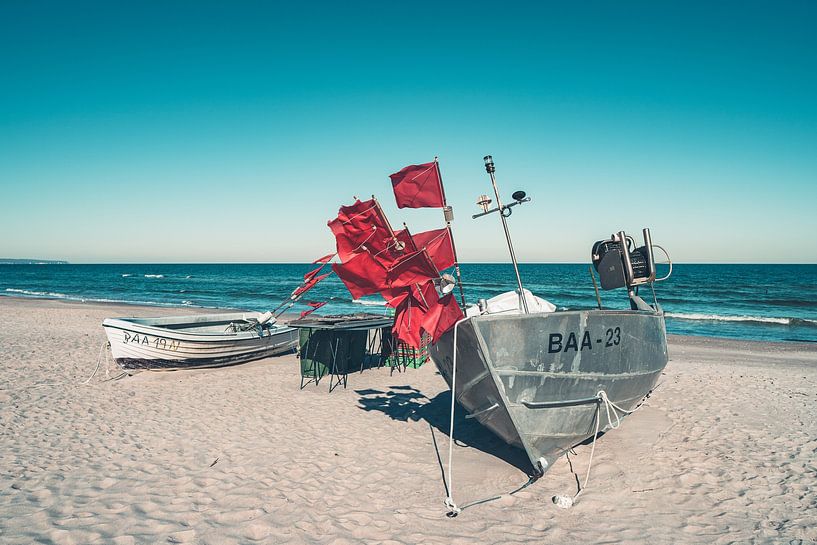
[552,389,648,509]
[443,310,542,517]
[447,474,540,517]
[444,312,533,517]
[444,316,470,515]
[82,340,110,384]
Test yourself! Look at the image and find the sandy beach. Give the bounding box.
[1,296,816,545]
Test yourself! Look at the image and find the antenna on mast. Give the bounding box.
[475,155,530,314]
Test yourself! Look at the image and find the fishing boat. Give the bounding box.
[324,154,672,481]
[102,312,298,371]
[428,155,672,476]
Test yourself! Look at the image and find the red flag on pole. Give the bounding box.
[312,253,335,265]
[292,272,331,298]
[299,301,326,319]
[386,249,439,289]
[328,199,395,262]
[412,228,455,271]
[389,162,445,209]
[392,296,425,347]
[422,293,464,343]
[391,282,436,346]
[332,252,388,299]
[303,264,327,282]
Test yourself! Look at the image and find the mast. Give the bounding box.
[435,157,467,308]
[483,155,528,314]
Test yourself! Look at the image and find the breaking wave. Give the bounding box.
[5,288,68,298]
[144,274,164,278]
[352,299,386,306]
[666,312,817,328]
[3,288,208,309]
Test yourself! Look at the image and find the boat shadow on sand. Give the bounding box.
[355,385,533,474]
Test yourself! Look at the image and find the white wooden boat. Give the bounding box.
[102,312,298,371]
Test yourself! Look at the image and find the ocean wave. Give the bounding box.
[121,273,132,277]
[352,299,386,306]
[2,288,210,309]
[5,288,68,298]
[666,312,817,328]
[144,274,164,278]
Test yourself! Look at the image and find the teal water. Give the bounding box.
[1,263,816,343]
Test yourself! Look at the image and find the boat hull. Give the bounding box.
[102,313,298,371]
[429,309,668,473]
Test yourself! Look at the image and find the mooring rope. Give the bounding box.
[443,316,470,516]
[82,340,110,384]
[442,312,538,517]
[552,389,649,509]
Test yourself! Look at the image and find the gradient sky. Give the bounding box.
[1,1,815,263]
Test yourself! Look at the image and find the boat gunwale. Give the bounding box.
[470,307,663,324]
[102,317,296,342]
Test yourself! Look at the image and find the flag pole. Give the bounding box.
[271,261,332,318]
[372,195,404,250]
[435,157,467,308]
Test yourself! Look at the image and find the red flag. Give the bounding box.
[299,301,326,319]
[380,280,434,309]
[422,293,464,343]
[304,264,325,282]
[389,162,445,209]
[392,293,426,347]
[393,228,417,253]
[329,218,378,262]
[412,228,455,271]
[366,230,416,269]
[328,199,394,262]
[335,199,391,236]
[332,251,388,299]
[293,272,331,298]
[386,249,439,289]
[312,253,335,264]
[391,281,460,347]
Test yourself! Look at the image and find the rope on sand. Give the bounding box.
[443,314,542,517]
[82,340,111,384]
[443,316,469,516]
[552,390,649,509]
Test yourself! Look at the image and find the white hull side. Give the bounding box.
[102,315,298,370]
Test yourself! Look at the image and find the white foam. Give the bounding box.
[352,299,386,306]
[3,288,208,309]
[144,274,164,278]
[666,312,790,325]
[5,288,68,298]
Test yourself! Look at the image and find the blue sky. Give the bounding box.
[1,1,815,263]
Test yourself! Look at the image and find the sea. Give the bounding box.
[1,263,816,343]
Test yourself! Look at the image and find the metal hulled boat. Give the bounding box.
[325,154,672,488]
[102,312,298,371]
[429,155,672,476]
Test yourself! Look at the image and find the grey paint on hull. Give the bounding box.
[429,309,668,473]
